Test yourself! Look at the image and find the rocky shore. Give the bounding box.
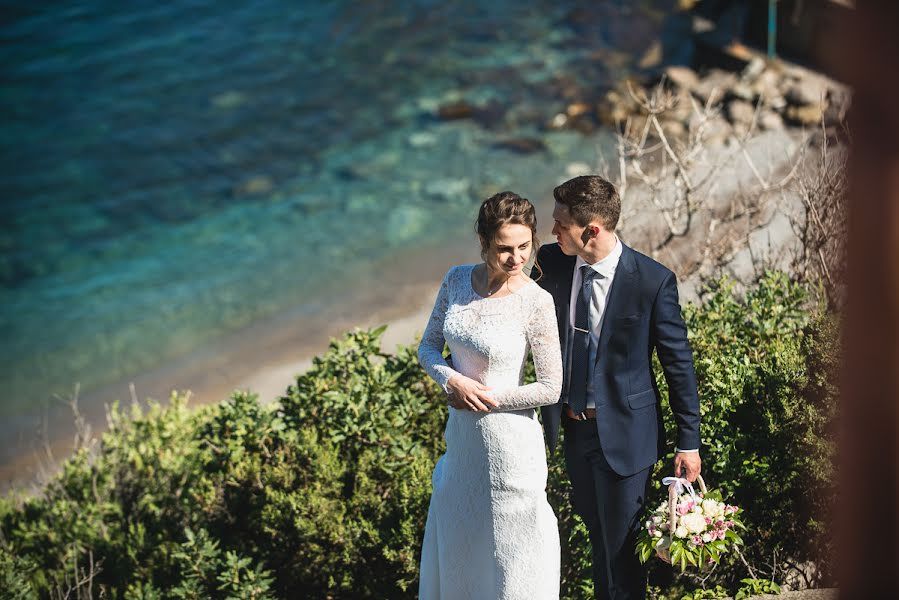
[426,35,850,307]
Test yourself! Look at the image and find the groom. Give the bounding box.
[537,175,701,599]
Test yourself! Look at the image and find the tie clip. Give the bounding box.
[572,326,590,334]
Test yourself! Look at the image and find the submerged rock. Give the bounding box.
[437,101,475,120]
[235,175,274,196]
[471,101,507,130]
[547,113,569,130]
[566,102,592,118]
[407,131,438,148]
[424,178,472,203]
[211,91,246,110]
[335,166,367,181]
[570,116,598,134]
[491,137,547,154]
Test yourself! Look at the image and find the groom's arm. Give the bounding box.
[651,272,702,479]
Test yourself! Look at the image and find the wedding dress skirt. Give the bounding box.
[417,265,563,600]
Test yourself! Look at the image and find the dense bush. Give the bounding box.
[0,274,836,598]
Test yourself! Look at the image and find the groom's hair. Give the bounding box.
[553,175,620,231]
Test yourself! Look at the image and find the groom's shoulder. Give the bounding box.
[535,243,572,281]
[624,243,675,281]
[537,242,564,261]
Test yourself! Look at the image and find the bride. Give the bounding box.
[417,191,563,599]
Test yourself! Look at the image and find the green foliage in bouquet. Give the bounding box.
[0,273,837,599]
[636,485,746,573]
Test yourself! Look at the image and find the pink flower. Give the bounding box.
[677,503,690,516]
[715,519,725,529]
[692,534,703,545]
[717,529,727,540]
[705,516,712,524]
[726,520,735,528]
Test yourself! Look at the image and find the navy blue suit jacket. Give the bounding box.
[534,242,701,476]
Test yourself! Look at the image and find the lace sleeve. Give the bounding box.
[418,268,461,392]
[492,290,563,410]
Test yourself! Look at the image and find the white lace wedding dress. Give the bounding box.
[418,264,563,600]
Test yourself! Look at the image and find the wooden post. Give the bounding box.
[839,1,899,597]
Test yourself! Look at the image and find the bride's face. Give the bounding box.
[484,223,533,277]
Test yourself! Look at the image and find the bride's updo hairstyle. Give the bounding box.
[475,191,543,280]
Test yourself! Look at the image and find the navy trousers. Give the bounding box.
[563,416,653,600]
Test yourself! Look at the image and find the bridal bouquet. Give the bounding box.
[636,475,745,571]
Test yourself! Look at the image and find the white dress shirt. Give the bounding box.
[566,238,698,453]
[567,238,622,409]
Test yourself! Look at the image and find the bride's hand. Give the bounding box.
[446,374,496,412]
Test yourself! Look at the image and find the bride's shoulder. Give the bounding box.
[520,278,554,305]
[442,264,476,287]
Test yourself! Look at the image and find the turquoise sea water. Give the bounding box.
[1,0,675,473]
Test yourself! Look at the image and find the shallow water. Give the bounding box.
[1,0,675,476]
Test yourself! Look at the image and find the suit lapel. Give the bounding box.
[596,243,637,360]
[555,250,576,351]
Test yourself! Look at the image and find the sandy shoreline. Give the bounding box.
[1,240,481,494]
[0,289,438,495]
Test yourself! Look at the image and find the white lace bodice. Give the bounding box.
[418,264,563,411]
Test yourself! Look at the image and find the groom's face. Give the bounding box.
[551,202,587,256]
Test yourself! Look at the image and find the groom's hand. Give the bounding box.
[674,451,702,483]
[446,374,496,412]
[447,390,468,410]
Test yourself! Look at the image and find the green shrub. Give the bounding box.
[0,273,837,598]
[646,273,837,596]
[735,578,781,599]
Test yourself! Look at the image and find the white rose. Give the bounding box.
[681,512,707,534]
[652,515,663,525]
[702,499,718,517]
[702,533,712,543]
[653,530,663,538]
[674,526,688,538]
